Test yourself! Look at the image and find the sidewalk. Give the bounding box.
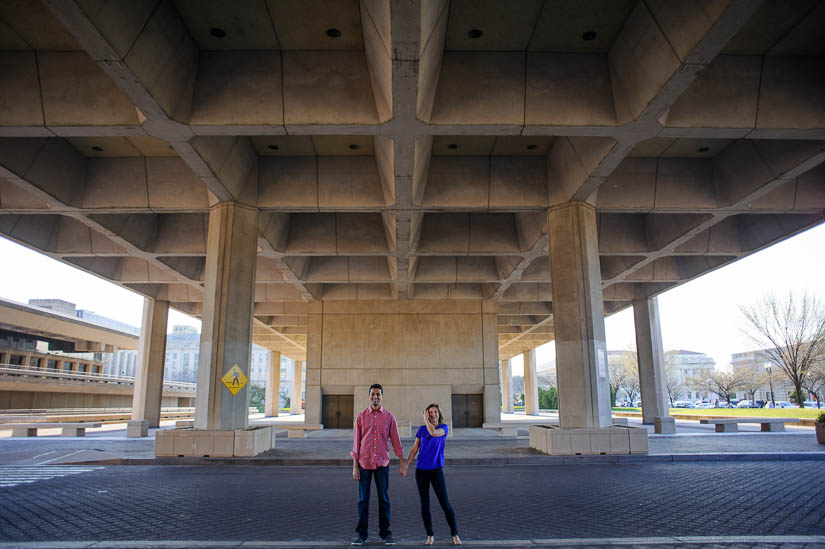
[0,413,822,466]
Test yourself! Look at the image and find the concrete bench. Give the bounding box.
[0,422,102,437]
[283,424,323,438]
[700,417,800,432]
[482,422,518,436]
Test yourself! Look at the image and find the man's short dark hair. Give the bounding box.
[369,383,383,395]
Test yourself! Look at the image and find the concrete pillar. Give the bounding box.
[131,298,169,428]
[523,350,539,416]
[265,351,281,417]
[291,360,303,415]
[633,296,670,424]
[500,359,513,413]
[195,202,259,431]
[304,302,322,426]
[548,203,612,429]
[482,301,502,425]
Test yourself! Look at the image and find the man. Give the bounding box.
[351,383,406,545]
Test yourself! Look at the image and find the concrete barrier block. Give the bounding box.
[173,431,195,456]
[154,430,175,456]
[570,432,591,454]
[609,429,630,454]
[654,416,676,434]
[127,420,149,438]
[590,431,611,454]
[629,427,649,453]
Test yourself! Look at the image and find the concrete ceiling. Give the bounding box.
[0,0,824,362]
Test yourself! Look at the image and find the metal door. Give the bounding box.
[451,394,483,428]
[338,395,354,428]
[322,395,340,429]
[322,395,355,429]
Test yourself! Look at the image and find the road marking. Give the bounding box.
[0,465,102,488]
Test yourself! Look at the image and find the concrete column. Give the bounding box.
[548,203,612,429]
[131,298,169,427]
[304,302,322,425]
[523,350,539,416]
[500,359,513,413]
[633,296,669,424]
[265,351,281,417]
[195,202,259,431]
[291,360,303,415]
[482,301,501,425]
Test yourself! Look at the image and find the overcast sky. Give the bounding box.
[1,222,823,374]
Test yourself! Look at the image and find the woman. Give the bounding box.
[405,403,461,545]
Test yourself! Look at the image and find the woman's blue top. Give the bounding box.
[415,423,448,470]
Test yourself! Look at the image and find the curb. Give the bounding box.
[61,452,825,467]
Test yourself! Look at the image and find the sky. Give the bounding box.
[1,222,824,363]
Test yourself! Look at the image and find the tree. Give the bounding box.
[664,354,685,406]
[538,386,558,410]
[741,292,825,408]
[692,371,747,407]
[609,362,628,406]
[738,369,768,405]
[802,361,824,408]
[248,383,266,413]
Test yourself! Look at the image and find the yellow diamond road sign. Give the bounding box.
[221,364,248,395]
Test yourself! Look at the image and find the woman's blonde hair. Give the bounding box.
[426,403,443,425]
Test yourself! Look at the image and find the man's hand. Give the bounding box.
[353,463,360,481]
[399,461,408,477]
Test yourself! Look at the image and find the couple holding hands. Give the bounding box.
[351,384,461,546]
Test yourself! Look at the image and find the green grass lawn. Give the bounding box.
[613,407,822,419]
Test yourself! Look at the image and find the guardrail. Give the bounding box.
[0,364,197,392]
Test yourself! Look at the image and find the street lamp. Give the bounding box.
[765,364,775,406]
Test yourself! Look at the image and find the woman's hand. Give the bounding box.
[422,408,431,425]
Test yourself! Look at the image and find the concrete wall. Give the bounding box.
[0,391,182,409]
[308,300,500,427]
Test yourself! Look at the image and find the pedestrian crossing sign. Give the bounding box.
[221,364,248,395]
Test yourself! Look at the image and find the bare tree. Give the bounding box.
[737,368,768,405]
[692,371,746,408]
[741,292,825,408]
[618,351,641,405]
[609,360,628,406]
[664,353,684,406]
[802,360,825,408]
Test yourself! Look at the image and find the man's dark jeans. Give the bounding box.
[356,465,391,539]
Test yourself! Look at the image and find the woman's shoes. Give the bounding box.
[423,535,462,545]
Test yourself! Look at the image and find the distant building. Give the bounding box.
[665,350,716,402]
[731,350,795,403]
[25,300,293,391]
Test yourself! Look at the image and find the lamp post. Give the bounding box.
[765,364,775,406]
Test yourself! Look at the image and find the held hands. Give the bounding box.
[399,460,408,477]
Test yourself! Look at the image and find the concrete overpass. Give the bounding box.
[0,1,823,445]
[0,297,193,409]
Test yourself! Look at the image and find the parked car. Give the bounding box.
[803,400,821,408]
[673,400,694,408]
[737,400,753,408]
[694,402,714,409]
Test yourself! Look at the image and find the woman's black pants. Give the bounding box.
[415,466,458,537]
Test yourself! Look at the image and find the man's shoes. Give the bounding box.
[382,535,396,545]
[351,536,366,546]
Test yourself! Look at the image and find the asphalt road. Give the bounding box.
[1,462,823,546]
